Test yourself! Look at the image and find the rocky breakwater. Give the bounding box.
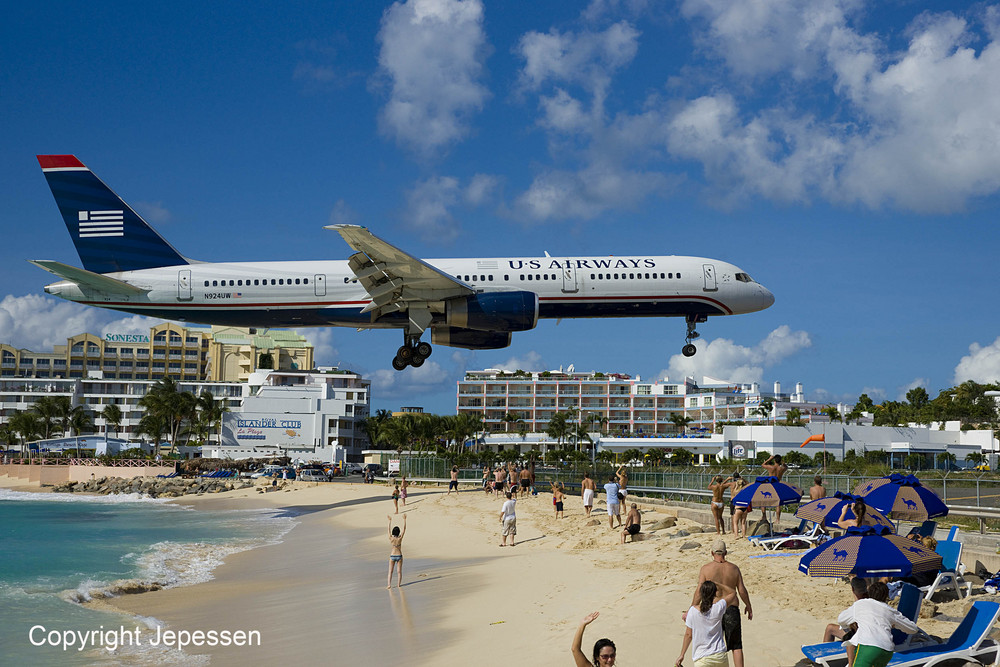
[51,476,254,498]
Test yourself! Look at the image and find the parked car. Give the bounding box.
[345,462,363,475]
[297,469,329,482]
[250,465,283,479]
[362,463,384,477]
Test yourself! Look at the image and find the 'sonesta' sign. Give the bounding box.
[105,333,150,343]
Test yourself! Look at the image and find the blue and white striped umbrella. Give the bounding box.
[853,473,949,521]
[732,475,802,508]
[798,525,942,578]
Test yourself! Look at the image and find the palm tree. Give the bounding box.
[68,406,93,457]
[136,412,168,455]
[669,412,693,436]
[101,404,123,440]
[139,377,196,454]
[359,409,392,449]
[31,395,61,439]
[546,411,571,449]
[783,407,804,426]
[195,391,228,447]
[821,405,841,423]
[751,399,773,424]
[9,412,41,455]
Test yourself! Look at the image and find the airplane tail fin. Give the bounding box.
[36,155,189,273]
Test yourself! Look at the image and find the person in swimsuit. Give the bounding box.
[392,483,400,514]
[387,514,406,588]
[494,466,505,497]
[621,503,641,544]
[581,472,596,517]
[400,475,409,505]
[483,465,491,491]
[550,481,566,518]
[616,465,629,501]
[709,475,735,534]
[519,465,531,497]
[447,466,459,495]
[730,475,750,537]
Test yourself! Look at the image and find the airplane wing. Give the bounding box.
[326,225,473,321]
[29,260,148,294]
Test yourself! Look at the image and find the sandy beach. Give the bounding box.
[6,475,992,666]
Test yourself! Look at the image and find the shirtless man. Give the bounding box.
[809,475,826,501]
[762,454,788,521]
[519,465,531,498]
[708,475,734,534]
[581,472,597,517]
[494,466,506,497]
[621,503,641,544]
[616,465,629,502]
[447,466,459,495]
[692,540,753,667]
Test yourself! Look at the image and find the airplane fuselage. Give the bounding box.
[43,255,773,329]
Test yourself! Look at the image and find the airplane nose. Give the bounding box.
[759,286,775,309]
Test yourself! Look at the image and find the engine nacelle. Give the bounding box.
[445,291,538,332]
[432,327,512,350]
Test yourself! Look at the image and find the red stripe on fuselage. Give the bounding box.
[539,294,734,315]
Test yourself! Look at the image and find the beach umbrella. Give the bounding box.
[852,473,949,521]
[798,525,943,578]
[794,491,894,530]
[732,475,802,509]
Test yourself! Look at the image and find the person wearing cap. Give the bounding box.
[692,540,753,667]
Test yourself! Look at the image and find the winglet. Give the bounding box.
[37,155,86,170]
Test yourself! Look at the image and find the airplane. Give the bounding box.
[32,155,775,371]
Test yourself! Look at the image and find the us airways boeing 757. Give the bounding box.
[32,155,774,370]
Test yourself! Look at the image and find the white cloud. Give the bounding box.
[0,295,108,350]
[403,176,461,241]
[295,328,338,367]
[897,378,931,402]
[375,0,490,158]
[463,173,500,206]
[660,325,811,384]
[491,350,545,372]
[953,337,1000,385]
[328,199,359,227]
[369,359,454,399]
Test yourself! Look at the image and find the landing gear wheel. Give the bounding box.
[392,356,408,371]
[410,356,425,368]
[415,342,432,358]
[397,345,413,361]
[682,344,697,357]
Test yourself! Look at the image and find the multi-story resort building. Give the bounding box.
[0,322,313,383]
[456,368,996,466]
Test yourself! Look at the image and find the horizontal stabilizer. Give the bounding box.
[29,260,148,294]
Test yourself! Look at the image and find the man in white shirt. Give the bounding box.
[837,581,918,667]
[499,492,517,547]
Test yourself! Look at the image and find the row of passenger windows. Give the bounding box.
[204,278,310,287]
[592,272,680,280]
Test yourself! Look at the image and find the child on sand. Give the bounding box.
[392,483,400,514]
[400,476,408,506]
[550,482,566,519]
[387,514,406,588]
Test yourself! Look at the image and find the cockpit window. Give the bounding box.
[735,273,753,283]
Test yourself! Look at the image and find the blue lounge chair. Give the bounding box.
[801,583,932,667]
[920,539,971,602]
[906,520,937,539]
[887,600,1000,667]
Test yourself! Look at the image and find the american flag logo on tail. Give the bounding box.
[78,210,124,238]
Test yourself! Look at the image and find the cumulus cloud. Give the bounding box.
[491,350,545,372]
[670,3,1000,213]
[375,0,490,158]
[0,295,108,350]
[402,174,500,240]
[660,325,811,384]
[295,328,338,367]
[953,337,1000,385]
[369,359,455,399]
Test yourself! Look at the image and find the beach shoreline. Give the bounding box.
[6,475,993,666]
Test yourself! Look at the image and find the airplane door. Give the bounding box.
[561,266,579,293]
[314,274,326,297]
[177,269,192,301]
[702,264,718,292]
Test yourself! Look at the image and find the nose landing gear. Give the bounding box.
[682,314,706,357]
[392,335,433,370]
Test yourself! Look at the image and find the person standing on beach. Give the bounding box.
[621,503,641,544]
[392,483,400,514]
[519,465,531,498]
[581,472,597,517]
[387,514,406,588]
[604,475,622,529]
[529,459,536,495]
[571,611,616,666]
[709,475,734,535]
[616,465,629,502]
[809,476,826,501]
[447,466,459,495]
[761,454,788,521]
[400,475,409,506]
[730,474,750,537]
[550,482,566,519]
[692,540,753,667]
[483,465,491,491]
[499,491,517,546]
[494,466,506,497]
[676,579,738,667]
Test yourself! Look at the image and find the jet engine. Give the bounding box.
[431,327,512,350]
[445,291,538,332]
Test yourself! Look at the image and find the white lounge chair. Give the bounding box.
[920,539,972,602]
[751,520,827,550]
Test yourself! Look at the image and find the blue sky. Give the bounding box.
[4,0,1000,414]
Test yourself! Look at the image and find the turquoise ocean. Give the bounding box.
[0,489,295,666]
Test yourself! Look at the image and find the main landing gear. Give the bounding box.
[682,314,707,357]
[392,335,433,370]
